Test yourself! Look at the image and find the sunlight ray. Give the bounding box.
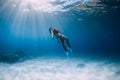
[2,0,95,39]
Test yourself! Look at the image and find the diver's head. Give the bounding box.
[49,27,53,34]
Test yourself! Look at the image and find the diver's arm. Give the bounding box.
[51,30,54,39]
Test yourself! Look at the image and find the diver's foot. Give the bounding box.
[67,47,72,53]
[65,51,69,56]
[65,51,69,60]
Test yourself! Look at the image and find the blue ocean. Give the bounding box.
[0,0,120,80]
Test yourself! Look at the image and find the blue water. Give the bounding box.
[0,1,120,80]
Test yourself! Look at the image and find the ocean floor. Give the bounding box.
[0,57,120,80]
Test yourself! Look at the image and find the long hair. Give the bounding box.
[49,27,52,34]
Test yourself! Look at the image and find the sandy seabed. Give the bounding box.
[0,58,120,80]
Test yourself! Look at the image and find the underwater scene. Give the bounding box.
[0,0,120,80]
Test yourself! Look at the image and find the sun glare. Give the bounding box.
[24,0,54,12]
[12,0,63,13]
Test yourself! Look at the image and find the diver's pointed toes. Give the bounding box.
[67,47,72,53]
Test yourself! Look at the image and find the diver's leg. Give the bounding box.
[61,39,67,51]
[61,39,69,59]
[64,37,72,53]
[60,35,71,48]
[62,36,71,48]
[66,38,71,48]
